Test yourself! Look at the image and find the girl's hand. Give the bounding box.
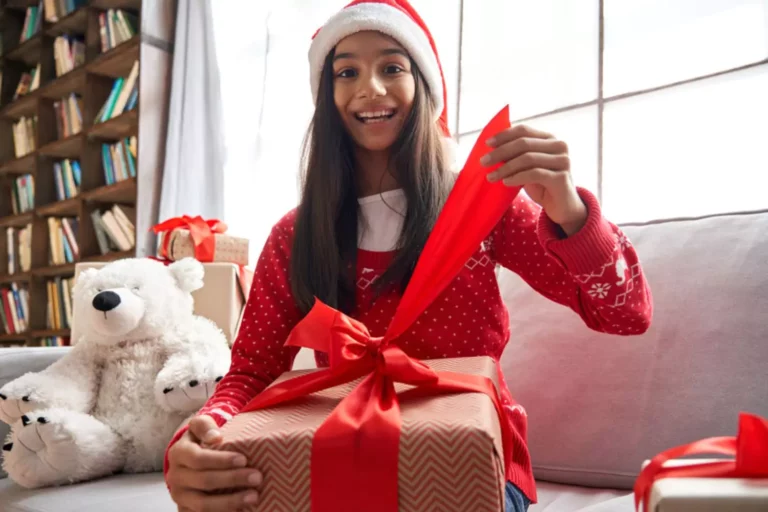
[167,416,262,511]
[481,125,588,236]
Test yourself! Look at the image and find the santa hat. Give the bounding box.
[309,0,451,140]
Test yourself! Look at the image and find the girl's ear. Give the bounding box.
[168,258,205,293]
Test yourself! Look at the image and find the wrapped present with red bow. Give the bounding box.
[211,107,521,512]
[634,412,768,512]
[151,215,249,266]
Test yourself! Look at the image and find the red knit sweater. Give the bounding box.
[166,188,652,504]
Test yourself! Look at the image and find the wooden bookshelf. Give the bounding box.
[0,0,175,346]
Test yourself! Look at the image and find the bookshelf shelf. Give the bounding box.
[87,109,137,139]
[82,177,136,203]
[37,197,80,216]
[33,262,76,278]
[87,35,139,78]
[0,272,31,284]
[0,153,36,175]
[45,7,89,37]
[90,0,141,11]
[0,211,34,227]
[31,328,70,338]
[40,67,87,99]
[0,0,167,347]
[38,133,83,158]
[4,33,43,66]
[1,92,38,119]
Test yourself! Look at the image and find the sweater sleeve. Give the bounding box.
[164,213,303,479]
[491,187,652,335]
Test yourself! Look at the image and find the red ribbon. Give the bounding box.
[151,215,228,262]
[634,412,768,512]
[241,106,521,512]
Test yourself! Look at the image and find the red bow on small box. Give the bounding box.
[634,412,768,512]
[151,215,228,262]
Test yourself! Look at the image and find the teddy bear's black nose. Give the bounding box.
[93,291,121,312]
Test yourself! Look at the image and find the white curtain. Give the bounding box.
[158,0,226,223]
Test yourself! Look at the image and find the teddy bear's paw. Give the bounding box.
[0,380,46,425]
[2,408,125,489]
[2,410,80,488]
[158,372,224,414]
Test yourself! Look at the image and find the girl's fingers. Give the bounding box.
[487,153,570,182]
[481,137,568,167]
[174,439,247,470]
[174,467,263,492]
[486,124,553,147]
[172,488,260,512]
[188,416,223,445]
[501,168,556,188]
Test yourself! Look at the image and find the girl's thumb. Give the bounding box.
[189,415,222,444]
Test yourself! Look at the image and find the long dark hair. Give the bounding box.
[290,50,451,315]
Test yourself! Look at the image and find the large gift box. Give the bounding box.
[218,356,506,511]
[152,215,249,266]
[635,413,768,512]
[210,107,521,512]
[72,261,252,347]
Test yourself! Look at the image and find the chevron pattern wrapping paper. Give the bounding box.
[216,356,505,511]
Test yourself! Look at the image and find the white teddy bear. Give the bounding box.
[0,257,231,488]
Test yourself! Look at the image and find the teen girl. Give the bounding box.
[165,2,652,511]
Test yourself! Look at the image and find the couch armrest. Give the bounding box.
[0,347,72,479]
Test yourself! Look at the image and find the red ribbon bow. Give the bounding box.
[634,412,768,512]
[240,106,521,512]
[151,215,228,262]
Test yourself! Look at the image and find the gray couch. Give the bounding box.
[1,209,766,511]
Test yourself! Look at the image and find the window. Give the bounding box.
[213,0,768,247]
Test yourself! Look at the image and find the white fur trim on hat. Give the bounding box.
[309,2,444,122]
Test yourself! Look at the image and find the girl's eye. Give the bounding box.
[336,68,357,78]
[384,64,404,75]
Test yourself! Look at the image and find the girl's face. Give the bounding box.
[332,31,415,153]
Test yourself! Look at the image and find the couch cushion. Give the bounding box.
[0,473,632,512]
[499,210,768,489]
[0,473,176,512]
[0,347,71,479]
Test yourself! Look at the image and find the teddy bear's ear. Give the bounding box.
[168,257,204,293]
[73,267,99,293]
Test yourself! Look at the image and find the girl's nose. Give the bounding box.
[358,71,386,99]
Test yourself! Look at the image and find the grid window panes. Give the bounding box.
[604,0,768,97]
[602,64,768,223]
[458,0,598,133]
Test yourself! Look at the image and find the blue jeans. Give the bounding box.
[505,481,531,512]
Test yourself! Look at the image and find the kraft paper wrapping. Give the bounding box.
[161,230,249,265]
[216,356,505,511]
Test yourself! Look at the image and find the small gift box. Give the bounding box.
[210,107,523,512]
[152,215,249,266]
[635,413,768,512]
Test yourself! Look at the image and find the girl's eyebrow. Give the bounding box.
[333,48,408,62]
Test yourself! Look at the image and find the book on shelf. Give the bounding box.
[40,335,69,346]
[53,158,81,200]
[12,116,37,158]
[10,174,35,214]
[20,2,44,43]
[0,283,30,335]
[91,204,135,254]
[54,35,86,77]
[98,8,138,52]
[102,136,137,185]
[44,0,86,23]
[47,216,80,265]
[54,93,84,138]
[6,224,33,275]
[95,60,139,124]
[46,276,73,330]
[14,63,42,100]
